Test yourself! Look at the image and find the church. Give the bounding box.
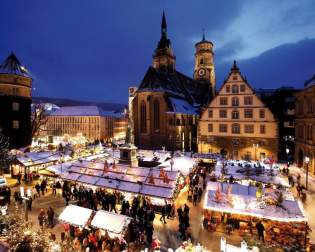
[131,12,215,152]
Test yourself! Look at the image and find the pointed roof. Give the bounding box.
[0,52,30,77]
[161,11,167,31]
[137,66,212,106]
[195,30,213,46]
[156,12,171,50]
[231,60,239,72]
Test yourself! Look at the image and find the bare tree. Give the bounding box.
[31,103,49,138]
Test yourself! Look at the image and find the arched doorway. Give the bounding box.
[297,149,304,168]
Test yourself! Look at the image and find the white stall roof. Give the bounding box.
[91,210,132,238]
[140,185,174,199]
[58,205,93,227]
[204,182,306,223]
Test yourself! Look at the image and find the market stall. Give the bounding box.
[203,181,308,248]
[90,210,132,238]
[60,159,184,211]
[58,205,93,227]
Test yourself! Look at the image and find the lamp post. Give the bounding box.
[286,147,290,163]
[305,156,310,190]
[20,186,32,221]
[170,157,174,172]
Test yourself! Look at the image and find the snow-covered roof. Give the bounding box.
[17,151,65,167]
[168,97,198,115]
[58,205,93,227]
[50,106,121,117]
[204,182,306,222]
[91,210,132,238]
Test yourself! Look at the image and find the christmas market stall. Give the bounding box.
[90,210,132,238]
[59,205,93,228]
[203,181,308,249]
[60,159,184,211]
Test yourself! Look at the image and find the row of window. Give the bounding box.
[208,123,266,134]
[297,125,313,141]
[49,116,100,124]
[225,83,246,94]
[208,109,265,119]
[219,96,253,106]
[296,98,315,115]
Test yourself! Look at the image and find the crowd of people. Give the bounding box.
[187,166,206,206]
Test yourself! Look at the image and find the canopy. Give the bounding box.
[204,182,307,223]
[58,205,93,227]
[91,210,132,238]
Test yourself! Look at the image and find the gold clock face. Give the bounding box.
[198,68,206,77]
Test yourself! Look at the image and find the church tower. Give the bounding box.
[193,32,215,96]
[152,12,176,72]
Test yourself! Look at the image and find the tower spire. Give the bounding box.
[161,11,167,36]
[202,29,205,41]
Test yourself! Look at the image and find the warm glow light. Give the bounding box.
[305,156,310,164]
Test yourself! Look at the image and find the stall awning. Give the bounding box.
[90,210,132,238]
[58,205,93,227]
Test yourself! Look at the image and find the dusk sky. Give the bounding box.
[1,0,315,104]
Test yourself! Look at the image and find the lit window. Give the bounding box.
[260,125,266,134]
[12,102,19,111]
[208,124,213,132]
[12,120,19,129]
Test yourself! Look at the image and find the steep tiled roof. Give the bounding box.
[0,52,30,77]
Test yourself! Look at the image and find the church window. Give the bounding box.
[232,123,241,134]
[232,97,239,107]
[226,85,230,93]
[232,85,239,93]
[153,99,160,130]
[199,58,204,64]
[140,101,147,133]
[232,110,239,119]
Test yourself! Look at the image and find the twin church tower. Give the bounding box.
[132,12,216,151]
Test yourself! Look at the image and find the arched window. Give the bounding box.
[232,123,240,134]
[232,97,239,107]
[232,85,239,94]
[200,58,204,64]
[140,101,147,133]
[153,99,160,130]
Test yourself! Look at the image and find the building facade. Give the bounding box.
[257,87,297,161]
[198,62,278,161]
[132,12,212,151]
[45,106,126,142]
[0,53,32,148]
[295,75,315,174]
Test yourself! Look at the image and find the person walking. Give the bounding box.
[38,209,46,229]
[160,205,167,224]
[47,207,55,228]
[35,183,41,197]
[256,221,265,242]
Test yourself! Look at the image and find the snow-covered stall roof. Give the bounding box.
[60,160,180,199]
[58,205,93,227]
[45,162,73,175]
[204,182,306,222]
[17,151,65,167]
[91,210,132,238]
[158,156,196,176]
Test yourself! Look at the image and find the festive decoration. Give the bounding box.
[148,174,155,184]
[214,183,222,202]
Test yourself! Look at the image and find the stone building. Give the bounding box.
[295,75,315,174]
[0,53,32,148]
[132,12,213,151]
[198,61,278,161]
[45,106,126,142]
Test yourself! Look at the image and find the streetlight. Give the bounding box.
[305,156,310,190]
[286,147,290,163]
[20,186,32,221]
